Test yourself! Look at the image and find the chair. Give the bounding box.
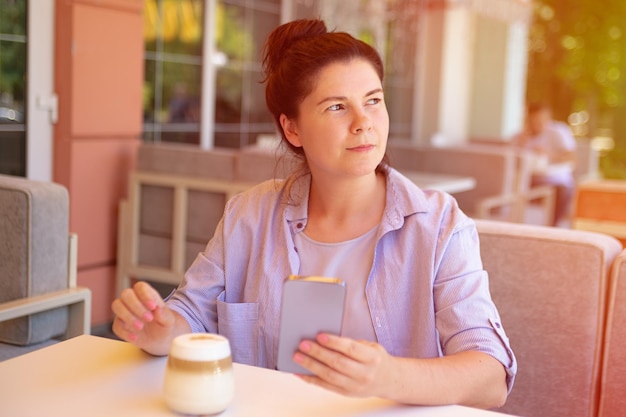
[116,142,298,295]
[0,174,91,361]
[598,248,626,417]
[475,219,622,417]
[465,143,556,225]
[386,141,555,224]
[573,179,626,246]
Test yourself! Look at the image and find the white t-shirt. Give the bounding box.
[517,120,577,183]
[295,226,378,342]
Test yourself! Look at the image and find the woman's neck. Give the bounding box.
[305,172,386,243]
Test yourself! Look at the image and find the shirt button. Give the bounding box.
[495,322,502,329]
[296,222,303,229]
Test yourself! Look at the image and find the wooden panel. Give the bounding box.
[70,138,140,268]
[78,264,116,326]
[71,3,144,136]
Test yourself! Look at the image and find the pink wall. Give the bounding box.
[54,0,144,325]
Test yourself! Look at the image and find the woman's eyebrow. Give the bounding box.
[316,88,384,106]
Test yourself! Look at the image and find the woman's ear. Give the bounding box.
[280,114,302,148]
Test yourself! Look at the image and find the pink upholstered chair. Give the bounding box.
[598,248,626,417]
[475,219,622,417]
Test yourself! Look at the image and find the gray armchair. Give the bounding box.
[0,174,91,361]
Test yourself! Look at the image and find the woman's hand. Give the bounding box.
[111,281,188,356]
[292,333,508,408]
[292,333,395,399]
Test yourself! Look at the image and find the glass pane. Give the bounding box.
[162,0,204,56]
[246,69,273,125]
[144,0,203,145]
[385,0,421,139]
[248,7,281,63]
[162,61,202,123]
[385,84,413,138]
[215,67,242,124]
[215,1,279,148]
[0,40,25,119]
[0,131,25,176]
[144,0,204,54]
[143,58,157,123]
[0,0,26,176]
[294,0,422,142]
[0,0,26,35]
[217,3,254,62]
[144,0,158,53]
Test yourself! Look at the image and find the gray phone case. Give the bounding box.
[276,275,346,374]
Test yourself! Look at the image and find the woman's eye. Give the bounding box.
[327,104,344,111]
[367,97,382,105]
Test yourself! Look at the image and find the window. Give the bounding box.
[0,0,27,176]
[213,0,281,148]
[142,0,422,148]
[143,0,204,145]
[294,0,423,139]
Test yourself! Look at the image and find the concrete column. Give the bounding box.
[469,15,529,140]
[415,0,532,145]
[54,0,144,325]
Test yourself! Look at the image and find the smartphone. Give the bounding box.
[276,275,346,374]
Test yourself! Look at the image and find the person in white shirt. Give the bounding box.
[513,103,577,226]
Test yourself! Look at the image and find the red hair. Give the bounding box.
[261,19,385,159]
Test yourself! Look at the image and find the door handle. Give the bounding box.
[36,94,58,124]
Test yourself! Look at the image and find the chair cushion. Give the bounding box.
[0,175,69,345]
[599,249,626,417]
[475,219,622,417]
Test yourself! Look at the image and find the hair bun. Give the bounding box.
[262,19,328,77]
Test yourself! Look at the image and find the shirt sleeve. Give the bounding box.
[550,121,577,153]
[166,215,228,334]
[433,218,517,393]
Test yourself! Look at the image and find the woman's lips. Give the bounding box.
[347,144,375,151]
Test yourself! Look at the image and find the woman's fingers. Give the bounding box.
[294,334,389,397]
[111,281,167,335]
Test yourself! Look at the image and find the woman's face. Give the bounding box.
[527,108,551,136]
[280,58,389,180]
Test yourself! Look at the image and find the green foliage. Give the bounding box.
[527,0,626,178]
[528,0,626,118]
[0,0,26,35]
[0,0,26,104]
[600,147,626,179]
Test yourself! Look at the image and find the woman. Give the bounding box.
[112,19,516,409]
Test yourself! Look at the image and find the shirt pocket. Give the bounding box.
[217,300,260,366]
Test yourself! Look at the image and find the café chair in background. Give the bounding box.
[0,174,91,361]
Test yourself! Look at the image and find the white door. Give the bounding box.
[27,0,56,181]
[0,0,55,180]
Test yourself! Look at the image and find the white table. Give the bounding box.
[0,335,515,417]
[401,171,476,194]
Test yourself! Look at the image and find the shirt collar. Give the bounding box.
[283,167,430,234]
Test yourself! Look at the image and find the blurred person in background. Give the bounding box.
[513,102,577,227]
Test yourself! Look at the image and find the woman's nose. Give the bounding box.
[351,109,372,133]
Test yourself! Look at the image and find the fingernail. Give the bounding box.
[299,341,311,352]
[317,333,329,343]
[133,320,144,330]
[143,311,154,321]
[293,352,304,363]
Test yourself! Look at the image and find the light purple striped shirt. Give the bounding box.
[167,167,517,391]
